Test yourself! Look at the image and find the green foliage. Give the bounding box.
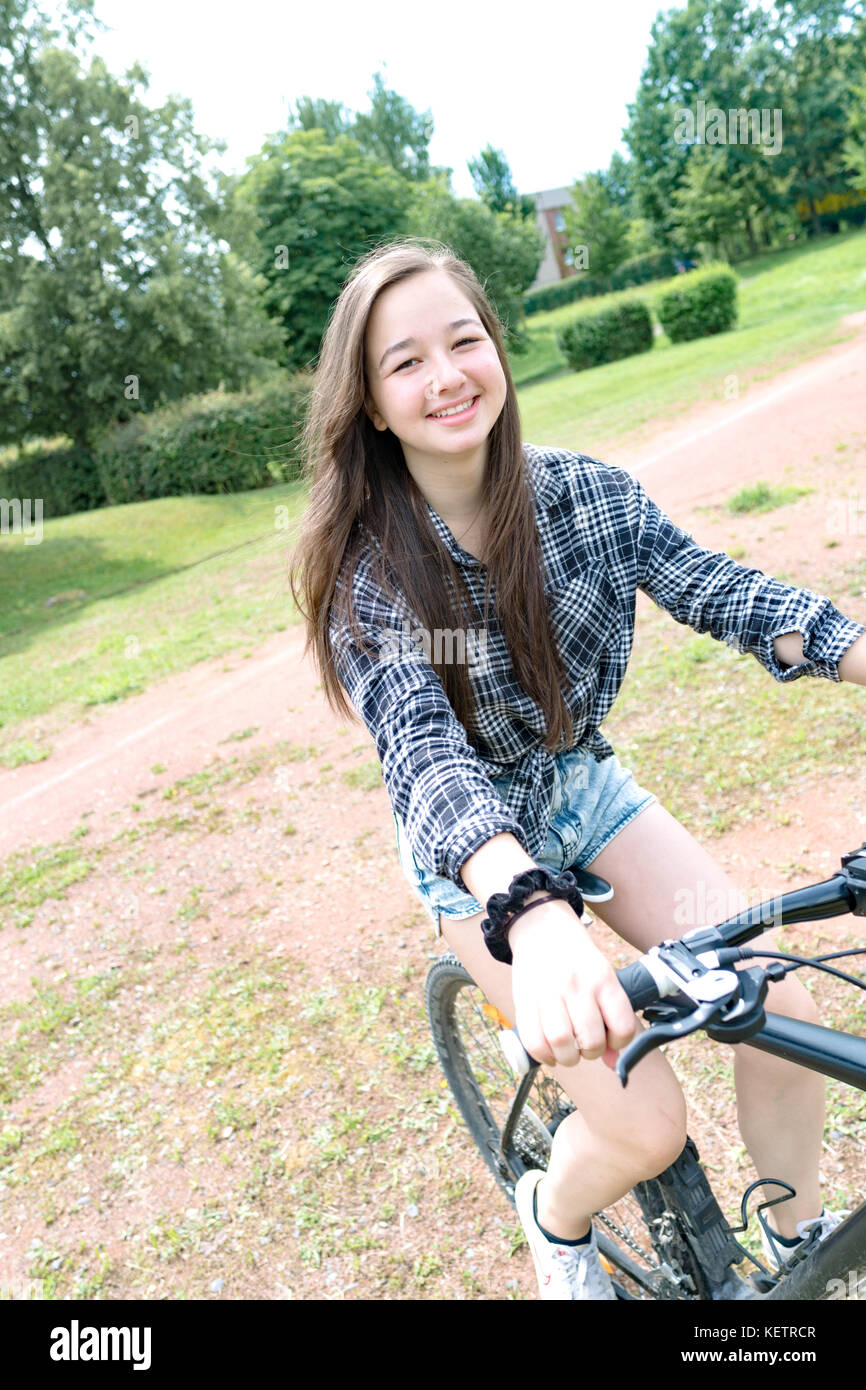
[610,250,691,290]
[468,145,536,219]
[656,265,738,343]
[524,251,692,316]
[234,129,413,373]
[0,441,104,517]
[403,178,545,345]
[93,374,313,510]
[523,273,615,316]
[556,300,653,372]
[350,71,437,183]
[562,173,631,278]
[2,375,312,517]
[623,0,866,256]
[843,77,866,186]
[0,2,284,449]
[671,145,755,262]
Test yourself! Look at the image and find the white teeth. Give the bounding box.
[430,397,476,419]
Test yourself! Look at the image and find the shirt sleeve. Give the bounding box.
[328,555,530,892]
[629,474,866,682]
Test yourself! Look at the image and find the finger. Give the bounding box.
[566,1001,607,1062]
[514,1002,556,1069]
[597,979,638,1052]
[539,999,584,1068]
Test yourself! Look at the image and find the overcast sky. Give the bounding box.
[80,0,690,197]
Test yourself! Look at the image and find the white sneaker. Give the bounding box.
[515,1169,616,1300]
[759,1207,851,1273]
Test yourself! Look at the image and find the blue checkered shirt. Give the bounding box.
[329,445,864,892]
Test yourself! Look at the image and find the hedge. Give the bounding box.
[0,373,313,519]
[556,300,654,372]
[656,265,738,343]
[525,250,699,315]
[0,442,104,519]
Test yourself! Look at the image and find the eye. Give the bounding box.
[392,337,481,373]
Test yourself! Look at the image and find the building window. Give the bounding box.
[553,212,566,232]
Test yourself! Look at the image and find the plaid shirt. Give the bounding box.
[330,444,864,892]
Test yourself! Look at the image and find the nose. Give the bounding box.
[424,350,464,399]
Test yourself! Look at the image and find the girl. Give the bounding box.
[290,237,866,1300]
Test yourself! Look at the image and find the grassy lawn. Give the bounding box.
[511,227,866,448]
[0,483,308,766]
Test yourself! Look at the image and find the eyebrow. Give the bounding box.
[378,318,484,371]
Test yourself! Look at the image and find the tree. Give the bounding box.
[402,177,545,347]
[468,144,536,219]
[670,146,747,261]
[624,0,865,252]
[234,128,413,372]
[0,0,283,450]
[843,76,866,184]
[350,70,442,183]
[772,0,866,234]
[286,96,352,141]
[562,173,630,277]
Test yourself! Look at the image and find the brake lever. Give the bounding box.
[615,997,728,1088]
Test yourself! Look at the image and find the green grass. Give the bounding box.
[726,481,814,514]
[0,482,308,763]
[512,227,866,447]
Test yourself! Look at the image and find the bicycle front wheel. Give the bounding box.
[425,950,752,1301]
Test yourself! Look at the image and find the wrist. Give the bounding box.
[509,895,588,950]
[480,867,586,964]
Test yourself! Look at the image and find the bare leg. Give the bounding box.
[440,907,688,1240]
[586,802,825,1237]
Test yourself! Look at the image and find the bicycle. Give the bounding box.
[425,845,866,1300]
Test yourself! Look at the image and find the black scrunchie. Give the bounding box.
[481,867,585,965]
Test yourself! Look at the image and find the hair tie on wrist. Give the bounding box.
[480,867,585,965]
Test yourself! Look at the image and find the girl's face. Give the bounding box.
[363,268,507,474]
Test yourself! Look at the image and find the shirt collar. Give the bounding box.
[425,444,568,564]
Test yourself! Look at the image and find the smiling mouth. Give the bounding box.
[428,396,479,420]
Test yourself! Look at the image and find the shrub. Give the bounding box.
[556,300,654,372]
[94,373,312,508]
[656,265,738,343]
[610,249,696,290]
[523,273,613,316]
[1,373,313,519]
[0,441,104,517]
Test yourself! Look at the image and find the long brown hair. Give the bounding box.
[288,236,574,751]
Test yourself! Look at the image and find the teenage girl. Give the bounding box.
[290,237,866,1299]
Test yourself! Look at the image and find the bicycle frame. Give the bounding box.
[496,854,866,1299]
[673,860,866,1299]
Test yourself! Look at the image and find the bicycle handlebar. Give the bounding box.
[501,844,866,1082]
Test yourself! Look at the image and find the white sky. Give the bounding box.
[79,0,691,197]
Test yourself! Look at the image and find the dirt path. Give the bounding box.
[1,321,865,1302]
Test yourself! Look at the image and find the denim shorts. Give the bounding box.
[392,747,657,936]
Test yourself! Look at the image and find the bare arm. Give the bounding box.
[460,833,635,1070]
[774,629,866,683]
[838,631,866,685]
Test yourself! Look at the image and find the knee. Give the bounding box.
[763,972,821,1027]
[621,1086,689,1182]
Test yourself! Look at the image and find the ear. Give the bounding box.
[364,396,387,432]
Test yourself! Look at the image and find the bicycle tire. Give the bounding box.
[425,949,754,1301]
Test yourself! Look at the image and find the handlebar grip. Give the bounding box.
[616,960,661,1011]
[500,961,662,1078]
